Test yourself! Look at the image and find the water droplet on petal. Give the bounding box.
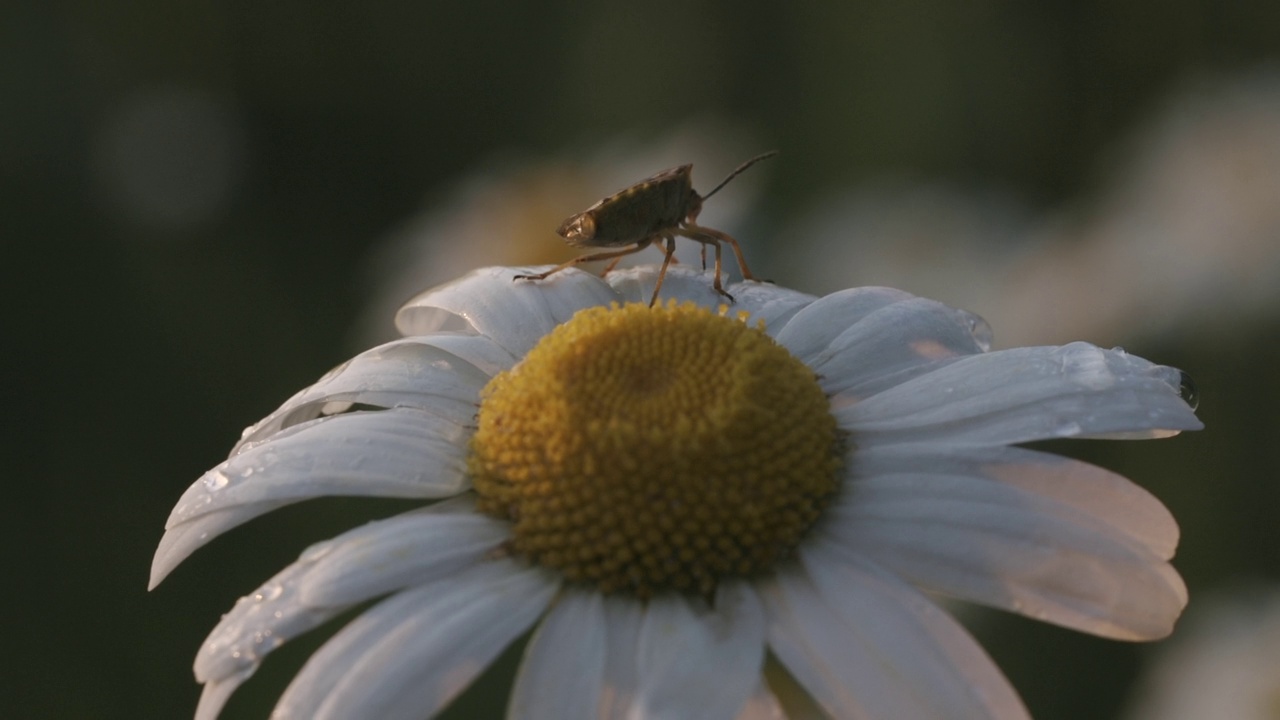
[253,583,283,602]
[203,470,230,491]
[961,311,993,353]
[1178,370,1200,410]
[1056,421,1082,437]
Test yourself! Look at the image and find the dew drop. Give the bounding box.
[1178,371,1200,410]
[203,470,230,491]
[1056,421,1082,437]
[253,584,283,602]
[962,312,993,353]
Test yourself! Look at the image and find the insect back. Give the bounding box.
[515,152,777,307]
[556,166,695,249]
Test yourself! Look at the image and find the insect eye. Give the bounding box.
[685,195,703,221]
[557,212,595,241]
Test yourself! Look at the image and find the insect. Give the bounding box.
[514,151,778,307]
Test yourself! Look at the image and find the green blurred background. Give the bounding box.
[6,2,1279,718]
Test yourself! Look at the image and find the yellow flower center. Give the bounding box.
[468,301,841,598]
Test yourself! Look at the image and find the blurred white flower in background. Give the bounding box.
[1123,585,1280,720]
[353,121,765,346]
[775,179,1032,331]
[779,69,1280,347]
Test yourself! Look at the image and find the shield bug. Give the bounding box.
[514,151,778,306]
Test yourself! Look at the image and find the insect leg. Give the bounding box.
[648,234,679,307]
[676,229,735,303]
[601,256,626,275]
[513,239,653,283]
[682,223,769,284]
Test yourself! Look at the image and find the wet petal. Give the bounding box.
[411,333,518,376]
[760,553,1029,719]
[193,501,497,694]
[839,342,1202,446]
[193,556,333,690]
[151,409,469,586]
[235,338,486,450]
[274,560,557,720]
[395,266,619,355]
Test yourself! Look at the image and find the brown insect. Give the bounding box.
[514,151,778,306]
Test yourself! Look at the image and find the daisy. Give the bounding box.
[150,264,1202,719]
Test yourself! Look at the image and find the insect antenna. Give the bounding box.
[701,151,779,200]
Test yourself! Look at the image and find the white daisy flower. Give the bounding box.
[151,264,1202,720]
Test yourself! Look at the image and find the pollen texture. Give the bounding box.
[469,301,841,597]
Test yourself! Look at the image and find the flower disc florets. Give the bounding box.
[469,300,842,598]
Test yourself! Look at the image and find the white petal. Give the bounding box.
[177,410,467,525]
[508,589,607,720]
[603,265,816,329]
[191,536,382,719]
[773,286,917,361]
[599,596,646,718]
[193,501,498,690]
[597,587,770,720]
[623,581,765,720]
[395,266,618,356]
[194,550,337,687]
[195,669,251,720]
[299,507,509,607]
[606,265,727,307]
[760,554,1029,720]
[235,338,487,450]
[150,502,290,589]
[781,296,992,400]
[151,409,469,586]
[838,342,1202,447]
[847,445,1179,558]
[734,680,787,720]
[275,559,558,720]
[720,280,817,336]
[415,332,518,376]
[823,457,1186,639]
